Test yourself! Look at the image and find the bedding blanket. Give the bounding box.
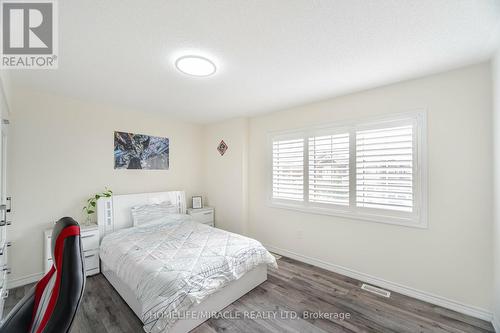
[99,214,277,333]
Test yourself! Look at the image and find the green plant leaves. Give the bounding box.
[83,187,113,218]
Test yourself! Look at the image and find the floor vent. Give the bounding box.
[361,284,391,298]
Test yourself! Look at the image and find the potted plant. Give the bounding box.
[83,188,113,225]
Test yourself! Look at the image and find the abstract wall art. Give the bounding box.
[217,140,228,156]
[114,131,169,170]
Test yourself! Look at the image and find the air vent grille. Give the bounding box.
[361,283,391,298]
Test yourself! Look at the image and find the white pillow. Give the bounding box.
[131,202,179,226]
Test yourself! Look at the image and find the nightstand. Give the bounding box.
[187,207,215,227]
[44,224,100,276]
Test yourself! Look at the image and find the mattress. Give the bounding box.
[99,214,277,333]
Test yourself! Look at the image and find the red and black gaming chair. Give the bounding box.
[0,217,86,333]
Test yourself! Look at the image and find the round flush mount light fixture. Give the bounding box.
[175,55,216,77]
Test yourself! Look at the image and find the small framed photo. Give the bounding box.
[192,196,203,209]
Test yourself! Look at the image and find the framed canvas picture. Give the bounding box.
[192,196,202,209]
[114,131,169,170]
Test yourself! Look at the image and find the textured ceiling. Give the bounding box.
[8,0,500,123]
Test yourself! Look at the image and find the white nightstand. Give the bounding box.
[187,207,215,227]
[44,224,100,276]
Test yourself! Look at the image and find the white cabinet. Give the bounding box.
[0,224,9,319]
[44,225,100,276]
[187,207,215,227]
[0,119,10,318]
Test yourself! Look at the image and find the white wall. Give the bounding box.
[492,49,500,330]
[248,63,494,312]
[202,118,248,234]
[0,71,12,114]
[7,89,203,284]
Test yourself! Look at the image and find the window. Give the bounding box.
[356,125,413,212]
[272,138,304,201]
[269,113,427,228]
[308,133,350,206]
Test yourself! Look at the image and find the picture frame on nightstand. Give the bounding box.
[192,196,203,209]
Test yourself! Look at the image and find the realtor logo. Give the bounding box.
[1,0,58,69]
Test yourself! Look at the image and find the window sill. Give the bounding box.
[267,200,428,229]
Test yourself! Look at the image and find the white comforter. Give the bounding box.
[99,214,277,333]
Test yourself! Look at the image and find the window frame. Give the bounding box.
[267,111,428,229]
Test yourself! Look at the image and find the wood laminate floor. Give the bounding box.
[3,257,494,333]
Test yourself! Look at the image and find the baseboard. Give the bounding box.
[265,244,493,322]
[6,272,43,289]
[493,314,500,333]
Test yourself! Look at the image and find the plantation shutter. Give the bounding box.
[308,133,350,205]
[272,138,304,201]
[355,125,414,212]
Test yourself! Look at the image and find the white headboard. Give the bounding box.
[97,190,186,240]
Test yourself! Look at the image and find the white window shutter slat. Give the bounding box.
[356,125,414,212]
[272,138,304,201]
[308,133,349,206]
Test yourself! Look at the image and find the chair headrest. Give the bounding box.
[51,217,80,261]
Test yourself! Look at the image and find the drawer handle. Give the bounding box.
[203,212,212,215]
[0,242,9,256]
[81,234,95,239]
[0,205,5,226]
[84,254,95,259]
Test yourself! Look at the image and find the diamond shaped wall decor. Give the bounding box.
[217,140,228,156]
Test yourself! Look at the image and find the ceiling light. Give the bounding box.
[175,55,216,77]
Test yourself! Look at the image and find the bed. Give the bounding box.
[96,191,276,333]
